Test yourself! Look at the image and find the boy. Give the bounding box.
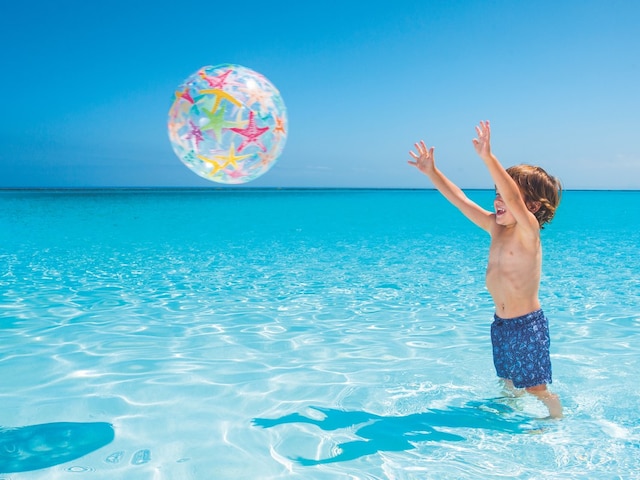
[408,121,563,418]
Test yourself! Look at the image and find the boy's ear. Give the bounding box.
[527,201,541,213]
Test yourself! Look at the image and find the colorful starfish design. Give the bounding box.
[185,121,204,151]
[167,119,183,142]
[175,87,195,104]
[273,115,286,138]
[256,151,276,168]
[229,111,269,152]
[183,150,199,165]
[212,145,252,169]
[169,88,198,119]
[198,69,232,89]
[243,81,274,113]
[200,104,244,140]
[197,154,225,176]
[197,88,242,115]
[227,167,249,180]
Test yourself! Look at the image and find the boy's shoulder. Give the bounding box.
[489,218,540,245]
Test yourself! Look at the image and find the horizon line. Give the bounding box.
[1,186,639,192]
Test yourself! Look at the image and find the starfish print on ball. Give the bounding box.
[198,68,232,89]
[229,111,269,152]
[168,64,288,184]
[185,121,204,151]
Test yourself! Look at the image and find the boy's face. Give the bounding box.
[494,188,542,227]
[494,190,516,226]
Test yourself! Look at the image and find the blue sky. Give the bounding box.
[1,0,639,189]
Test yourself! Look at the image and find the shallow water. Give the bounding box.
[1,189,639,479]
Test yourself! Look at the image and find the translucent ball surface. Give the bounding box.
[168,64,287,184]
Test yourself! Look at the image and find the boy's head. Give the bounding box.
[506,164,562,228]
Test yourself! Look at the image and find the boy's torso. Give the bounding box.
[486,224,541,319]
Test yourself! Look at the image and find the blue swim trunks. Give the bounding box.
[490,309,552,389]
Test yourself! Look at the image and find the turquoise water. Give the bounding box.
[1,189,639,479]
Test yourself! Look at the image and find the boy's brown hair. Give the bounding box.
[507,164,562,228]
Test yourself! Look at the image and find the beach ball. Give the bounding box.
[168,64,288,184]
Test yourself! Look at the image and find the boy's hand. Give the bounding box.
[472,121,492,159]
[408,140,435,174]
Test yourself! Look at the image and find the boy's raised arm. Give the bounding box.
[409,140,493,232]
[472,121,538,231]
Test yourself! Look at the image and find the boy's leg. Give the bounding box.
[525,384,563,419]
[500,379,522,397]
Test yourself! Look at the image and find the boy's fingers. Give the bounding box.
[411,141,433,160]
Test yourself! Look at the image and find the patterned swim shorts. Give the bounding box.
[490,309,552,389]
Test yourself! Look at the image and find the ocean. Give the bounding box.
[1,189,639,479]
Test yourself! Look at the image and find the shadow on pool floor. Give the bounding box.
[253,399,535,465]
[0,421,114,473]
